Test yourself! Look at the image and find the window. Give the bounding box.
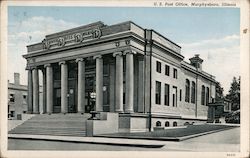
[156,121,161,127]
[165,65,170,76]
[201,85,205,105]
[173,68,178,79]
[173,122,177,127]
[206,87,210,106]
[155,81,161,104]
[156,61,161,73]
[9,94,15,102]
[173,86,177,107]
[10,111,15,117]
[165,121,170,127]
[191,81,196,103]
[180,89,182,101]
[185,79,190,102]
[23,95,27,104]
[164,84,170,106]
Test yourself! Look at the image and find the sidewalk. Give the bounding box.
[8,134,165,148]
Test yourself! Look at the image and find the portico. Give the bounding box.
[25,48,142,114]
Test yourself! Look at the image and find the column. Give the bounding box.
[124,50,136,113]
[109,62,115,112]
[113,52,123,112]
[138,56,145,112]
[45,64,53,114]
[42,69,47,114]
[27,68,33,114]
[32,68,39,114]
[94,55,103,112]
[76,58,85,113]
[59,61,68,113]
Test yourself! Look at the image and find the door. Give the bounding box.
[68,79,76,113]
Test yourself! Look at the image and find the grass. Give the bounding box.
[101,124,236,138]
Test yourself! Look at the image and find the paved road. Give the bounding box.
[8,127,240,151]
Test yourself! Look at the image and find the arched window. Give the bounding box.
[206,87,210,106]
[191,81,196,103]
[165,121,170,127]
[201,85,205,105]
[184,122,190,126]
[185,79,190,102]
[156,121,161,127]
[173,122,177,127]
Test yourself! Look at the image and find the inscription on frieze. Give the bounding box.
[42,28,102,50]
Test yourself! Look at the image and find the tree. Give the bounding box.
[226,76,240,111]
[215,82,224,101]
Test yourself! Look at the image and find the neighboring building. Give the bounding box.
[8,73,28,120]
[23,21,217,131]
[8,73,43,120]
[208,98,232,123]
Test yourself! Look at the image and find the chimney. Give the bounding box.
[14,73,20,85]
[189,54,203,71]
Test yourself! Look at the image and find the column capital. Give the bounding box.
[59,61,66,65]
[31,66,38,70]
[44,64,51,68]
[123,50,137,55]
[93,55,102,60]
[75,58,85,63]
[113,52,123,57]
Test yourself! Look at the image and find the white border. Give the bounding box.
[0,0,249,158]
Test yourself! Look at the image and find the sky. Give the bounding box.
[7,6,240,94]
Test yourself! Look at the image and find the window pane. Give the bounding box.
[155,81,161,104]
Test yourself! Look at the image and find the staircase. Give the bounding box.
[8,113,91,137]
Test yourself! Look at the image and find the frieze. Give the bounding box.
[42,28,102,50]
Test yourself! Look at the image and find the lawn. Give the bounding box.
[98,124,236,139]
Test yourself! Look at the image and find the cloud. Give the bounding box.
[180,34,240,94]
[8,16,79,84]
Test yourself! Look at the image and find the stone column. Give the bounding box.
[42,69,46,114]
[59,61,68,114]
[94,55,103,112]
[113,52,124,112]
[76,58,85,113]
[27,68,33,114]
[124,50,136,113]
[32,68,39,114]
[45,64,53,114]
[138,56,145,112]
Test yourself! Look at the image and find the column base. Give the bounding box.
[77,112,85,115]
[124,111,134,114]
[115,110,124,113]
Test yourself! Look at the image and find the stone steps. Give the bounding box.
[8,114,90,137]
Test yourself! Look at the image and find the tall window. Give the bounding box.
[185,79,190,102]
[206,87,210,106]
[201,85,205,105]
[173,86,177,107]
[191,81,196,103]
[173,68,178,79]
[180,89,182,101]
[155,81,161,104]
[9,94,15,102]
[156,61,161,73]
[164,84,170,106]
[165,65,170,76]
